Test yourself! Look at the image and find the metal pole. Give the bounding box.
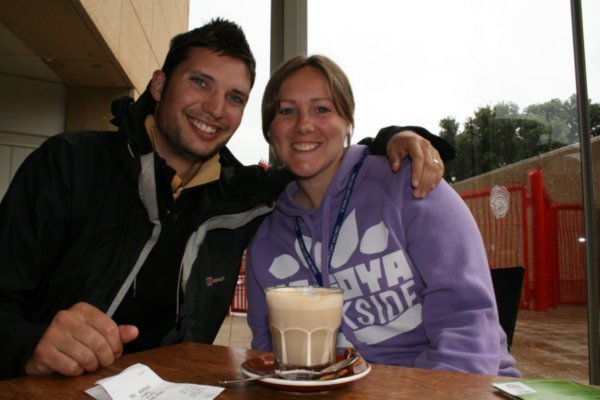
[570,0,600,385]
[270,0,307,73]
[269,0,307,165]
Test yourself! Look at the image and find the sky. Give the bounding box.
[189,0,600,166]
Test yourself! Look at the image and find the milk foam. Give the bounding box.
[266,287,343,310]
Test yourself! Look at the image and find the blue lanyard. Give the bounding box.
[294,149,368,286]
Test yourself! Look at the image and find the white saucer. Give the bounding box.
[240,354,371,392]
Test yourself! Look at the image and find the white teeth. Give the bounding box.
[292,143,319,151]
[190,119,217,134]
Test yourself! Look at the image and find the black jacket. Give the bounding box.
[0,89,288,379]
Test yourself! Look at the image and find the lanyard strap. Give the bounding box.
[295,149,368,286]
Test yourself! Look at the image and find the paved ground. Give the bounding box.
[510,305,589,384]
[215,305,591,384]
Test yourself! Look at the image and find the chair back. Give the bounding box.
[490,266,525,349]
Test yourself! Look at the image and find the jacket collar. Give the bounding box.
[111,83,156,156]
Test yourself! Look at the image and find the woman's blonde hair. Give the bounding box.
[261,54,355,143]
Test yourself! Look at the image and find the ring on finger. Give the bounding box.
[432,159,440,165]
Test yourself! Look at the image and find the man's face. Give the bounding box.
[151,47,251,164]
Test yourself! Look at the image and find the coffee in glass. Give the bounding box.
[266,286,344,372]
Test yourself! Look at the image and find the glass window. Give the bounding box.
[188,0,271,165]
[308,0,598,384]
[191,0,599,384]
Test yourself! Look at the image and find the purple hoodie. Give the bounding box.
[246,145,520,377]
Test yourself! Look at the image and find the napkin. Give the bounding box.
[85,363,224,400]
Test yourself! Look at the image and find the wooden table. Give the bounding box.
[0,343,513,399]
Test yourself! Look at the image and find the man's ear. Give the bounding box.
[150,70,166,102]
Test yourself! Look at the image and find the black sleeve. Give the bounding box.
[0,136,72,379]
[360,125,456,162]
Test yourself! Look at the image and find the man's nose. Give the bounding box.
[203,92,225,118]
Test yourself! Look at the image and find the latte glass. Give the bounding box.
[266,286,344,372]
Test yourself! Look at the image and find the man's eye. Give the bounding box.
[191,77,206,87]
[228,94,246,105]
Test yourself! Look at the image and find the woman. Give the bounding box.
[246,55,519,377]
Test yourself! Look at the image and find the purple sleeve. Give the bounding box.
[401,177,511,375]
[246,246,273,351]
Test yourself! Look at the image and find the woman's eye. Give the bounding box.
[279,108,294,116]
[316,106,330,113]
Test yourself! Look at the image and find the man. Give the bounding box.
[0,18,452,379]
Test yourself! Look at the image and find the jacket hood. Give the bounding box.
[111,83,156,156]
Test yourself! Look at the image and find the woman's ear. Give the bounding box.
[150,70,166,102]
[345,124,353,147]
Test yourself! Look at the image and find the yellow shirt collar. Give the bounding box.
[144,115,221,198]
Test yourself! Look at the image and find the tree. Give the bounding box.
[440,95,599,182]
[439,117,459,181]
[524,97,575,144]
[590,102,600,137]
[524,94,600,143]
[442,102,565,181]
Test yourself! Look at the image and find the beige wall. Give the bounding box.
[68,0,190,131]
[0,0,190,197]
[452,137,600,210]
[0,0,189,133]
[66,86,131,132]
[76,0,190,98]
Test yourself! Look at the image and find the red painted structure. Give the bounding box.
[460,169,586,311]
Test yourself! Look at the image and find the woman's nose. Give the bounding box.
[296,112,314,133]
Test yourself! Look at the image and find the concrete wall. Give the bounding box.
[452,137,600,209]
[453,137,599,282]
[0,74,64,195]
[0,75,66,138]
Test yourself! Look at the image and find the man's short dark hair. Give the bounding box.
[161,18,256,88]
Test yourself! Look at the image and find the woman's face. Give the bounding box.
[269,66,349,184]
